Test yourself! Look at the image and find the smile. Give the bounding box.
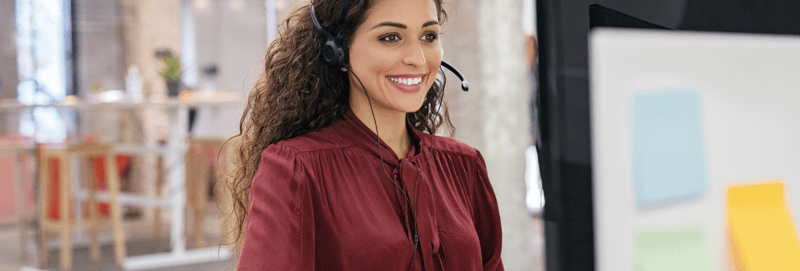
[388,76,423,86]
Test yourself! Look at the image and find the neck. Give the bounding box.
[350,101,411,160]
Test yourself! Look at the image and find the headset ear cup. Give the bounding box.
[322,40,347,67]
[322,41,337,65]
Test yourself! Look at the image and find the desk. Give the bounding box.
[1,96,240,270]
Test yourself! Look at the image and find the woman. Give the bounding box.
[226,0,504,270]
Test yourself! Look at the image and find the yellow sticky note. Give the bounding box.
[727,182,800,270]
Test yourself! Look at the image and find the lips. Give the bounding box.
[386,74,425,93]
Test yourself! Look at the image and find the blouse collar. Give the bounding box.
[334,108,428,166]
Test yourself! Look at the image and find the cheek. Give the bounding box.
[361,54,394,80]
[427,47,443,81]
[358,45,392,69]
[427,47,443,69]
[350,43,386,75]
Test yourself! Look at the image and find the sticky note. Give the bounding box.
[631,90,706,208]
[634,227,715,271]
[727,182,800,270]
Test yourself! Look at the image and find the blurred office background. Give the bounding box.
[0,0,542,270]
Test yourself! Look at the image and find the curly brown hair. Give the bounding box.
[221,0,452,252]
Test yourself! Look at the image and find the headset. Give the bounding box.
[309,3,469,91]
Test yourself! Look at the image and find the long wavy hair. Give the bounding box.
[221,0,452,252]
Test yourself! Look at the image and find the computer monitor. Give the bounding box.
[590,5,670,30]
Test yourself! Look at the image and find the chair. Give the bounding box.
[38,143,126,270]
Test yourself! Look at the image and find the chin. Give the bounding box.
[400,104,426,115]
[384,88,432,114]
[400,97,429,114]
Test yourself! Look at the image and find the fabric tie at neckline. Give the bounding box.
[398,160,438,270]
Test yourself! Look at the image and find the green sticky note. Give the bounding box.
[634,227,715,271]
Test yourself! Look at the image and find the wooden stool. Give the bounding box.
[38,143,126,270]
[186,138,225,246]
[152,138,226,246]
[0,141,36,259]
[152,138,234,246]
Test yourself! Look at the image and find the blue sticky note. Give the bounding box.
[631,90,707,208]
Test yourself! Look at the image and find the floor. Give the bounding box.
[0,214,545,271]
[0,210,237,271]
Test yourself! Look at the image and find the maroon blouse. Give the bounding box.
[237,110,504,270]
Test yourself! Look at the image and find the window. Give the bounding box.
[15,0,70,143]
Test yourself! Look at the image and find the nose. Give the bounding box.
[402,40,427,67]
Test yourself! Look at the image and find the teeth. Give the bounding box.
[389,76,423,85]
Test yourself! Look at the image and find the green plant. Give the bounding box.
[159,56,181,80]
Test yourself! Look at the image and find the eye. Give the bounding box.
[422,32,439,42]
[379,34,401,43]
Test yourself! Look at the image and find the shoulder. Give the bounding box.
[270,124,351,154]
[253,129,343,186]
[423,135,491,202]
[426,134,483,161]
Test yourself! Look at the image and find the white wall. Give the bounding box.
[191,0,267,139]
[478,0,534,269]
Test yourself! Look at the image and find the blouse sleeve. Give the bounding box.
[472,150,504,270]
[237,144,314,271]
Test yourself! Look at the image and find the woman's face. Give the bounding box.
[347,0,442,115]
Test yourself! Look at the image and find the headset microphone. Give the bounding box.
[440,60,469,91]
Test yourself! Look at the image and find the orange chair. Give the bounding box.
[38,143,126,270]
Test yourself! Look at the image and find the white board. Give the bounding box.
[590,28,800,271]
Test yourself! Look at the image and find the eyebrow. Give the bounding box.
[371,20,440,30]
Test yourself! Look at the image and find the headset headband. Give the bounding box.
[310,3,348,67]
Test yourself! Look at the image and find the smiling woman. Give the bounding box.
[226,0,504,270]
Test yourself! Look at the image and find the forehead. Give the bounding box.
[363,0,439,25]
